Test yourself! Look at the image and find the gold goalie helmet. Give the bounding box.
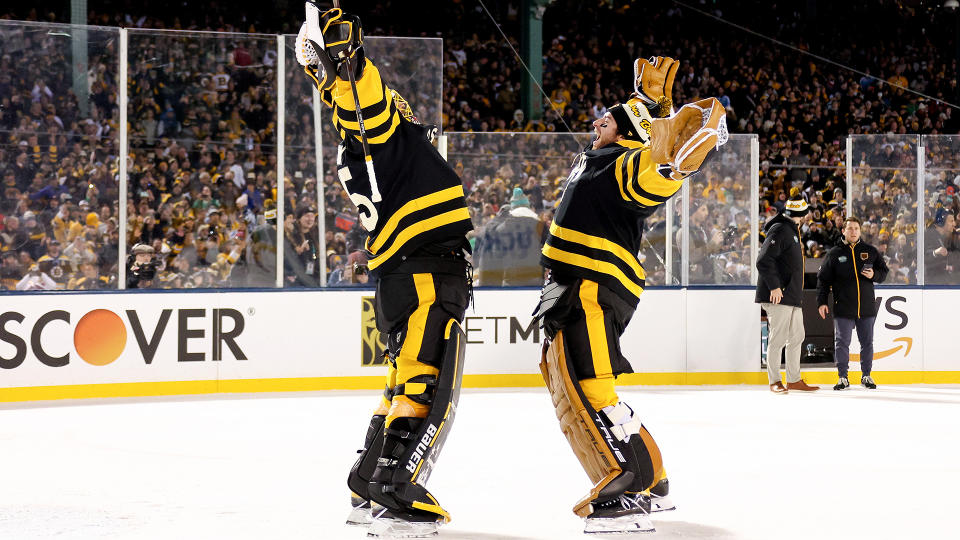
[650,97,729,179]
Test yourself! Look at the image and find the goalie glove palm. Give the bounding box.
[649,98,728,176]
[634,56,678,118]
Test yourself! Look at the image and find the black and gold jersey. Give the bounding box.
[328,59,473,276]
[541,140,684,307]
[37,254,72,284]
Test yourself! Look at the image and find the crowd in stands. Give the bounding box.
[3,0,960,290]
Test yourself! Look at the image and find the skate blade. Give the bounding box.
[651,494,676,512]
[345,504,373,526]
[367,517,439,538]
[584,514,655,534]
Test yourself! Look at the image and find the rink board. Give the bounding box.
[0,288,956,401]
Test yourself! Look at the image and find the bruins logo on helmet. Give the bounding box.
[391,90,419,125]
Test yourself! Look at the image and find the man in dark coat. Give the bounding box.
[817,217,889,390]
[756,197,819,393]
[924,210,959,285]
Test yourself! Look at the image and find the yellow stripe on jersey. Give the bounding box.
[579,281,614,381]
[331,60,400,144]
[541,244,644,299]
[364,113,401,144]
[335,98,394,131]
[367,208,473,271]
[548,222,646,281]
[337,113,400,145]
[614,149,682,206]
[367,185,467,254]
[623,152,644,203]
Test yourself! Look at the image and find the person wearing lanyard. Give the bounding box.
[816,217,889,389]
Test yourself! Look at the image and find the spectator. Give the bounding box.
[68,261,110,290]
[16,263,56,291]
[474,187,544,286]
[36,239,71,287]
[126,243,159,289]
[0,251,22,289]
[925,208,959,285]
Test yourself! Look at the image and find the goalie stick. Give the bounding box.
[331,0,380,202]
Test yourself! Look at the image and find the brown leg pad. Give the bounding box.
[540,331,624,517]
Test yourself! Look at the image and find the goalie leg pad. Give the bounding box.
[368,320,466,523]
[541,332,666,517]
[541,332,637,517]
[347,395,391,503]
[346,363,396,526]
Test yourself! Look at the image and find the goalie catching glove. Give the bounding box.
[633,56,678,118]
[650,97,728,179]
[297,3,365,92]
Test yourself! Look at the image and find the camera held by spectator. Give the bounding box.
[126,243,159,288]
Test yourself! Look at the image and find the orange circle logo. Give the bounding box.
[74,309,127,366]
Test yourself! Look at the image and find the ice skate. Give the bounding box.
[649,478,675,512]
[346,494,373,526]
[583,493,655,534]
[367,507,440,538]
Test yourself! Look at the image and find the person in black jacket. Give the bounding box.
[756,197,819,393]
[924,210,959,285]
[816,217,889,390]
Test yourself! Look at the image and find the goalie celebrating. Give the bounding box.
[534,57,728,534]
[297,3,473,538]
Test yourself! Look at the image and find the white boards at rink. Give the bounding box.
[0,288,956,402]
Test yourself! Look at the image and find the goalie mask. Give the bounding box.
[608,99,654,146]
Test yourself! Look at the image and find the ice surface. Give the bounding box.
[1,385,958,539]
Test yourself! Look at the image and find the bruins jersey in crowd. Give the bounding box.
[326,59,473,276]
[541,140,683,307]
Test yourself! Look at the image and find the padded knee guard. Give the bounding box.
[540,332,659,517]
[368,320,466,523]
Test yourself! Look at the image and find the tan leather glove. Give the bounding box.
[633,56,679,117]
[649,98,728,176]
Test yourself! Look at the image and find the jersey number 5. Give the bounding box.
[337,145,379,231]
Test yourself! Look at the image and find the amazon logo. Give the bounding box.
[850,295,912,362]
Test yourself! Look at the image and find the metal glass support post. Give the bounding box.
[276,35,287,288]
[750,135,760,285]
[681,178,690,286]
[846,135,853,219]
[917,135,925,285]
[118,28,128,289]
[314,90,327,286]
[665,199,674,285]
